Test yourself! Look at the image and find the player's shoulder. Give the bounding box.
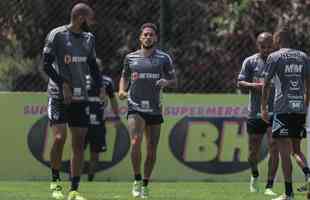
[243,53,259,65]
[155,49,173,63]
[47,25,68,40]
[126,50,141,59]
[82,32,95,39]
[267,50,282,60]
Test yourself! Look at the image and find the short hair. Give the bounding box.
[140,23,158,34]
[273,27,291,45]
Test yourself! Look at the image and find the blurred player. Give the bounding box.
[238,32,279,196]
[261,28,310,200]
[42,3,104,200]
[118,23,177,198]
[85,58,120,181]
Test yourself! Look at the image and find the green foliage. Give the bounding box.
[0,40,35,90]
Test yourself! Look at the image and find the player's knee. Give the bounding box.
[54,134,66,144]
[131,135,142,146]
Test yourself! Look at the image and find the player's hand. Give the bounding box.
[156,79,169,87]
[252,82,264,90]
[261,109,269,123]
[62,81,72,104]
[118,90,128,100]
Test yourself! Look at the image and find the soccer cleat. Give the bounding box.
[67,191,87,200]
[141,186,149,198]
[264,188,277,196]
[50,182,64,200]
[271,194,294,200]
[250,176,259,192]
[297,184,307,192]
[132,181,142,198]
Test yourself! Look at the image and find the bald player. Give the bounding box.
[42,3,104,200]
[238,32,280,196]
[262,29,310,200]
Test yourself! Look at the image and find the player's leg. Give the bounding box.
[67,102,89,200]
[50,124,67,199]
[247,119,264,192]
[265,127,279,196]
[128,113,145,197]
[88,149,99,181]
[274,138,294,200]
[292,137,310,192]
[272,114,299,200]
[141,124,161,198]
[48,98,67,199]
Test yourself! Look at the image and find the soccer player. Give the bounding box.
[85,58,120,181]
[238,32,279,195]
[261,28,310,200]
[118,23,177,198]
[42,3,104,200]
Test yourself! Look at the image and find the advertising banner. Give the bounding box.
[0,93,306,181]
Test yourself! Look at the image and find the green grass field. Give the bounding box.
[0,181,308,200]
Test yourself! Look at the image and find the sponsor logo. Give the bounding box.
[169,116,268,174]
[64,55,87,64]
[285,64,303,73]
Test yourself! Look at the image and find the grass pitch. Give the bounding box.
[0,181,307,200]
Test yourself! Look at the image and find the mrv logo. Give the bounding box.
[169,117,268,174]
[285,64,303,73]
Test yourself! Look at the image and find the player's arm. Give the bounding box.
[87,36,105,99]
[304,57,310,107]
[42,33,69,87]
[118,56,130,100]
[42,32,72,104]
[106,80,120,119]
[237,58,262,90]
[157,54,177,88]
[261,56,276,122]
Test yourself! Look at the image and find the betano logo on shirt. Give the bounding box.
[285,64,303,73]
[132,72,160,80]
[64,55,87,64]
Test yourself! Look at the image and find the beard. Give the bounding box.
[80,21,94,32]
[142,43,155,49]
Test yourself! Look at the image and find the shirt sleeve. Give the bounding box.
[103,78,115,98]
[42,31,66,86]
[121,55,131,79]
[162,54,176,80]
[265,55,278,82]
[238,58,252,82]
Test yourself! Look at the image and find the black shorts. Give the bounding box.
[84,124,107,153]
[48,98,89,127]
[127,110,163,125]
[88,101,104,126]
[247,118,270,135]
[272,113,306,138]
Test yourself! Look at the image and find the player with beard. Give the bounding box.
[118,23,177,198]
[42,3,104,200]
[261,28,310,200]
[238,32,279,196]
